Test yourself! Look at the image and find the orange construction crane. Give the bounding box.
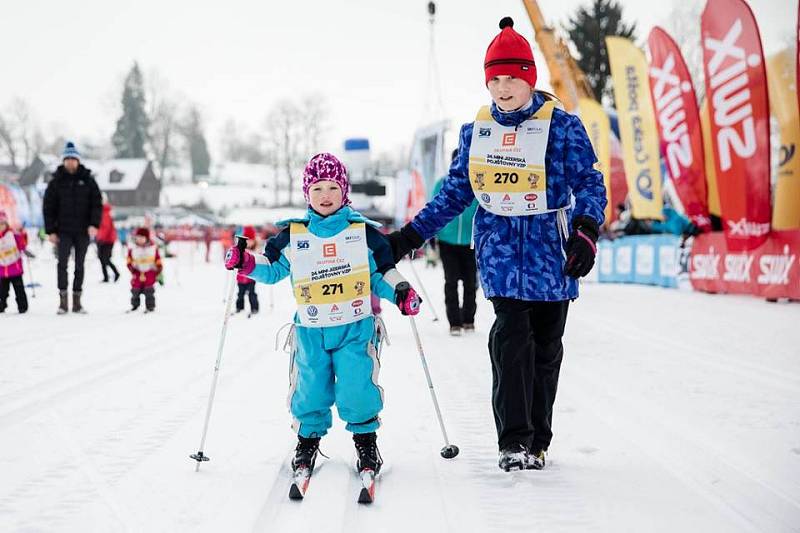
[520,0,595,111]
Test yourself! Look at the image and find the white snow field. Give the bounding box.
[2,242,799,533]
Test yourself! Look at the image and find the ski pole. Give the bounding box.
[408,315,459,459]
[24,254,36,298]
[190,235,247,471]
[221,267,231,304]
[268,285,274,313]
[406,254,440,322]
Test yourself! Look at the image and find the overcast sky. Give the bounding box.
[0,0,793,162]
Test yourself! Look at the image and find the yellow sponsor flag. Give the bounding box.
[767,49,800,229]
[606,36,663,220]
[578,98,612,225]
[699,99,721,217]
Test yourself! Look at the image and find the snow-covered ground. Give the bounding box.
[3,242,799,532]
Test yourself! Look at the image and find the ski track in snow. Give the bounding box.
[3,244,799,532]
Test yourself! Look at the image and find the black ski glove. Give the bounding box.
[564,215,599,278]
[387,224,425,263]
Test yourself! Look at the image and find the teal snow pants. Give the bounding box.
[289,316,385,438]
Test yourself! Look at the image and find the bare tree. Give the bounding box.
[298,93,329,160]
[0,112,18,169]
[265,100,302,206]
[220,119,265,164]
[262,129,282,206]
[0,98,43,169]
[146,70,181,180]
[11,99,39,167]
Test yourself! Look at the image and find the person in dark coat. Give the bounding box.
[433,149,479,336]
[43,141,103,314]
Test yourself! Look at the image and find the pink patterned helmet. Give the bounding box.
[302,153,350,207]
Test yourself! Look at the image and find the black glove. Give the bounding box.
[387,224,425,263]
[564,215,599,278]
[684,222,701,237]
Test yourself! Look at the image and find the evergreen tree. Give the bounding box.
[183,106,211,181]
[112,62,149,158]
[565,0,637,103]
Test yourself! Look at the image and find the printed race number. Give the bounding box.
[322,283,344,295]
[493,172,519,184]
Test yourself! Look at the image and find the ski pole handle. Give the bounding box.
[233,235,247,268]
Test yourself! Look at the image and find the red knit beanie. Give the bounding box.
[242,226,256,240]
[135,227,150,240]
[484,17,537,88]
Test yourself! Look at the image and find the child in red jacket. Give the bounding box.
[127,227,162,312]
[0,210,28,313]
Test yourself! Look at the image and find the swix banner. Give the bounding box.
[701,0,771,250]
[647,27,710,231]
[690,231,800,300]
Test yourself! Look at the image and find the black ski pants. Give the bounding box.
[0,275,28,313]
[97,242,119,281]
[131,286,155,310]
[56,233,90,292]
[236,281,259,312]
[488,297,569,452]
[439,242,477,328]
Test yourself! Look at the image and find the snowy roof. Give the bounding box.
[42,157,152,191]
[85,159,151,191]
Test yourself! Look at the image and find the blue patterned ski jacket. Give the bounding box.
[410,92,607,301]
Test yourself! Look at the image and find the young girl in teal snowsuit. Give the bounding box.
[225,153,421,484]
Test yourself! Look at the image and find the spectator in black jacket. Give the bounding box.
[43,142,102,314]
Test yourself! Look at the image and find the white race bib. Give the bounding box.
[469,101,555,216]
[129,244,158,272]
[0,231,21,267]
[289,222,372,327]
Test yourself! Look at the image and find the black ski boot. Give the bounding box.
[57,290,69,315]
[527,448,546,470]
[291,436,321,473]
[353,432,383,475]
[72,291,86,314]
[144,288,155,312]
[498,443,528,472]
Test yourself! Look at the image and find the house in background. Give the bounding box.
[20,156,160,207]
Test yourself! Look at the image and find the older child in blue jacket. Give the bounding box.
[389,18,607,471]
[225,153,421,481]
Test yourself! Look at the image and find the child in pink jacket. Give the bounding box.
[0,210,28,314]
